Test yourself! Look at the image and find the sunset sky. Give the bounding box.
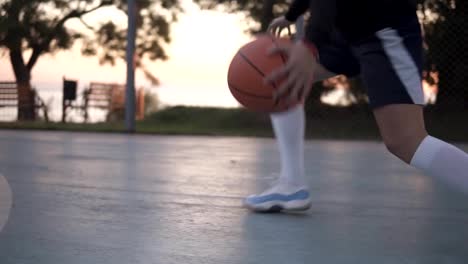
[0,0,253,109]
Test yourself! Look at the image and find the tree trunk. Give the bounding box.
[9,49,36,120]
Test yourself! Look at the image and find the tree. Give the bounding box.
[417,0,468,111]
[0,0,181,119]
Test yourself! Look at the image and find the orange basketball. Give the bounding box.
[227,34,299,113]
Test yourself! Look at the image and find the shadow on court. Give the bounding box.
[0,130,467,264]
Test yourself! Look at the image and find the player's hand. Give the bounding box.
[264,41,318,104]
[268,16,293,37]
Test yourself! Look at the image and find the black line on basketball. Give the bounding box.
[267,34,287,64]
[238,51,266,77]
[228,82,273,100]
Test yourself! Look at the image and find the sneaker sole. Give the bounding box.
[244,199,311,213]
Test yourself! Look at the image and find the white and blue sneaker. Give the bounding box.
[243,181,311,212]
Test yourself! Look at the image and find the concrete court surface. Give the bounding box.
[0,130,467,264]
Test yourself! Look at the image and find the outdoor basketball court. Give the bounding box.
[0,130,467,263]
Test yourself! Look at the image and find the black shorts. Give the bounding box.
[316,18,425,109]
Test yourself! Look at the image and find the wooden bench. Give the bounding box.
[82,82,121,122]
[0,82,18,109]
[62,81,146,123]
[0,81,47,121]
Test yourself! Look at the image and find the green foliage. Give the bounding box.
[145,106,270,130]
[80,0,181,66]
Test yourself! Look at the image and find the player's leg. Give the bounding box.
[359,17,468,193]
[244,33,360,212]
[243,67,336,213]
[373,104,468,193]
[374,104,427,163]
[271,64,335,187]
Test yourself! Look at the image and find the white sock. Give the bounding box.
[270,105,306,187]
[411,136,468,193]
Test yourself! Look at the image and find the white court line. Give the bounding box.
[0,173,12,233]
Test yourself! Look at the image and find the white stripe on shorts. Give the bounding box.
[376,28,425,105]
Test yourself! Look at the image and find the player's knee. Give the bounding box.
[384,138,402,157]
[382,135,414,163]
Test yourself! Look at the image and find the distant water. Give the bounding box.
[0,82,240,122]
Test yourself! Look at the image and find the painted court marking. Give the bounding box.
[0,173,12,233]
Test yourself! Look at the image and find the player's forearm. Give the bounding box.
[284,0,309,22]
[305,0,336,44]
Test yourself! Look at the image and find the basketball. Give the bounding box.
[227,34,299,113]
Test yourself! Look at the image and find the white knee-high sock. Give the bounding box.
[411,136,468,193]
[270,105,306,186]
